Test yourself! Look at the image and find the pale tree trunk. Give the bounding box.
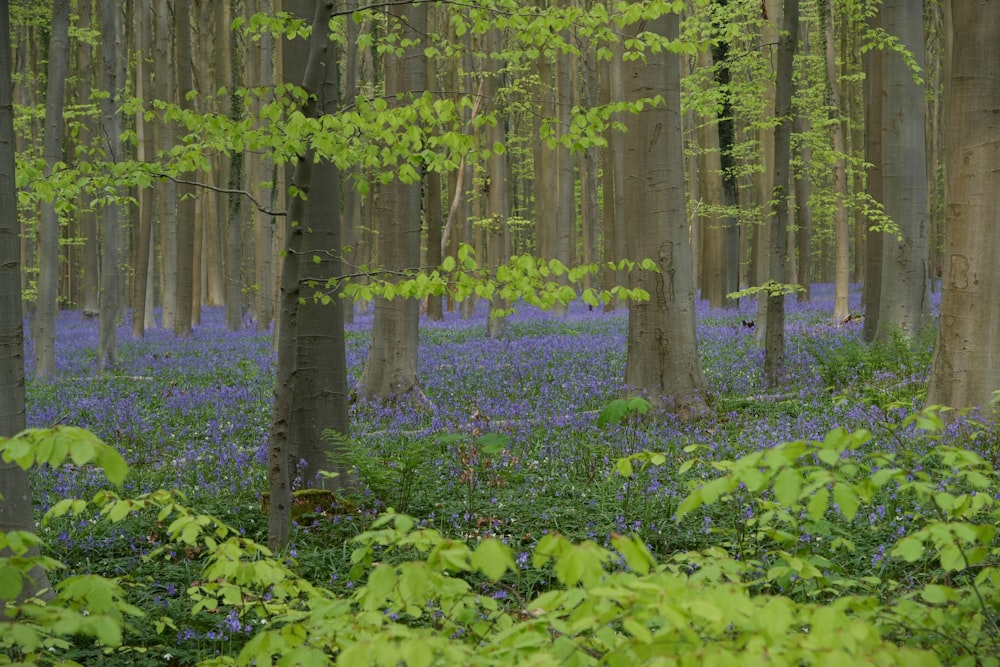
[484,27,508,338]
[875,0,930,342]
[155,0,178,331]
[76,0,99,317]
[696,47,735,310]
[0,0,51,607]
[132,0,155,338]
[793,114,812,302]
[33,0,69,377]
[173,0,196,336]
[622,9,711,421]
[357,1,427,402]
[224,0,244,332]
[926,0,1000,416]
[250,0,276,331]
[762,0,798,389]
[862,8,883,342]
[552,31,574,315]
[823,2,850,323]
[577,47,599,292]
[424,15,443,322]
[600,50,626,311]
[97,0,122,370]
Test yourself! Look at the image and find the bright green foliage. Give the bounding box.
[337,244,652,318]
[10,417,1000,664]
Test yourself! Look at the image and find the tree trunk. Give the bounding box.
[173,0,196,336]
[132,0,155,338]
[76,0,99,318]
[268,0,339,549]
[356,0,427,402]
[926,0,1000,416]
[862,8,883,342]
[762,0,798,389]
[622,9,711,421]
[155,0,178,331]
[97,0,122,370]
[875,0,930,342]
[288,0,353,492]
[823,3,850,324]
[33,0,70,377]
[0,0,51,609]
[224,0,244,332]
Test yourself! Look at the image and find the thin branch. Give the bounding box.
[153,171,286,217]
[441,77,486,257]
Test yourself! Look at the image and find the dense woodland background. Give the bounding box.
[3,0,999,544]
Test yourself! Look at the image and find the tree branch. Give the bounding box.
[153,171,286,218]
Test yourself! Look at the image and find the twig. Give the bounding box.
[153,171,286,217]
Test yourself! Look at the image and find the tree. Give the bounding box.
[355,0,427,403]
[33,0,70,377]
[925,0,1000,416]
[0,0,50,606]
[874,0,929,342]
[173,0,197,336]
[761,0,798,389]
[267,0,340,548]
[97,0,122,370]
[622,8,711,420]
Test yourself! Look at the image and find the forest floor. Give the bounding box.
[25,284,999,664]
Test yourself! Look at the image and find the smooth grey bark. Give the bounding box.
[0,0,50,607]
[76,0,99,317]
[33,0,70,377]
[155,0,178,331]
[762,0,798,389]
[926,0,1000,416]
[875,0,930,342]
[622,10,710,420]
[356,0,427,402]
[173,0,196,336]
[862,8,883,342]
[793,114,812,302]
[484,27,509,339]
[251,0,276,331]
[822,2,850,324]
[97,0,122,370]
[132,0,155,338]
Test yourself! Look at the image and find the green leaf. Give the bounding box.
[471,538,516,581]
[806,487,829,522]
[772,467,801,507]
[611,534,655,575]
[892,536,925,562]
[833,483,860,521]
[921,584,958,604]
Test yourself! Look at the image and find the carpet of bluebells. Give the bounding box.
[26,283,975,662]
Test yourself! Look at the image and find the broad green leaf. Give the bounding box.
[833,484,860,521]
[806,487,829,522]
[892,536,925,562]
[472,538,516,581]
[772,467,801,507]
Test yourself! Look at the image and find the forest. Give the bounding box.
[1,0,999,664]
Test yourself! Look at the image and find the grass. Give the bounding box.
[22,283,1000,664]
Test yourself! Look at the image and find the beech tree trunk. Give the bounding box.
[173,0,197,336]
[132,0,155,338]
[33,0,70,377]
[823,2,850,324]
[926,0,1000,416]
[0,0,51,607]
[875,0,930,342]
[762,0,798,389]
[356,0,427,402]
[97,0,122,370]
[622,9,710,421]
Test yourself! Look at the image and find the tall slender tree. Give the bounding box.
[33,0,70,376]
[0,0,50,606]
[97,0,122,369]
[762,0,799,389]
[356,0,427,402]
[875,0,929,342]
[622,8,710,420]
[926,0,1000,416]
[173,0,197,336]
